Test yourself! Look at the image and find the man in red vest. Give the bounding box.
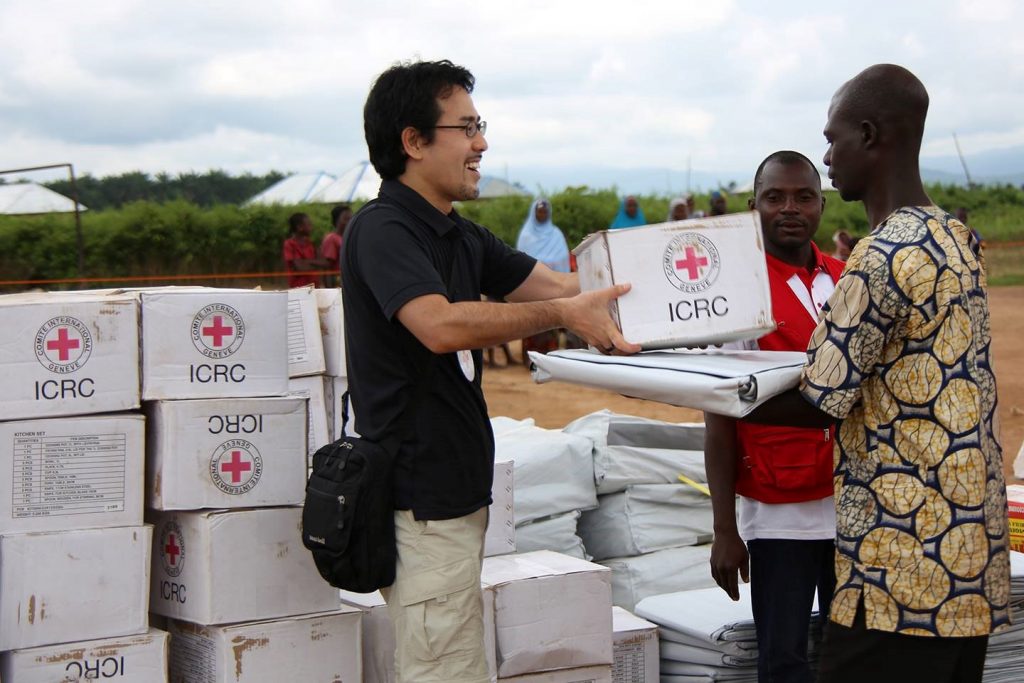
[704,150,845,683]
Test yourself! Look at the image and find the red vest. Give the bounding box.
[734,246,845,504]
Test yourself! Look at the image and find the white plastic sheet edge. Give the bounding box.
[529,349,806,418]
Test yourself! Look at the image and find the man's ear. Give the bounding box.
[401,126,426,160]
[860,119,878,149]
[821,194,827,212]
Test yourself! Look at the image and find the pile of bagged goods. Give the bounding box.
[0,281,1020,682]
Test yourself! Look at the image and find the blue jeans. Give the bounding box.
[748,538,836,683]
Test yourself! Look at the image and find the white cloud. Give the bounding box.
[0,0,1020,187]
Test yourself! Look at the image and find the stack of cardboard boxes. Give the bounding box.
[138,287,359,681]
[0,291,164,680]
[0,284,657,683]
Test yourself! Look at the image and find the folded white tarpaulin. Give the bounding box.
[661,640,757,667]
[637,584,820,649]
[579,484,713,561]
[599,545,715,610]
[530,349,806,418]
[563,410,707,494]
[491,419,598,524]
[660,625,757,659]
[513,510,589,560]
[659,660,756,681]
[636,584,758,646]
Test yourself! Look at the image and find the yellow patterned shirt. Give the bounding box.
[800,206,1010,637]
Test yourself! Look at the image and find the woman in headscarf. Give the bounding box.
[516,197,570,273]
[514,198,570,360]
[609,195,647,229]
[667,197,689,222]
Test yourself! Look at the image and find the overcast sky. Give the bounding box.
[1,0,1021,191]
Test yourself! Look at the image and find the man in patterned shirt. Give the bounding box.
[742,64,1010,683]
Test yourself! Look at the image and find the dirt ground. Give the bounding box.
[482,285,1024,482]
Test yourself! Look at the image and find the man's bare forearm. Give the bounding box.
[418,298,567,353]
[398,283,638,356]
[704,413,740,532]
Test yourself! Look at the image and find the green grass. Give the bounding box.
[985,244,1024,287]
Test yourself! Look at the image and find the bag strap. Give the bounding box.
[340,238,461,454]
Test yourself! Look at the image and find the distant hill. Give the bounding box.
[510,145,1024,195]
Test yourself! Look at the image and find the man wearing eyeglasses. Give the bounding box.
[340,59,640,683]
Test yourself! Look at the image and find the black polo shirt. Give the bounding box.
[340,179,536,520]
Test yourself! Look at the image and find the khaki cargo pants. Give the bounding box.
[380,507,490,683]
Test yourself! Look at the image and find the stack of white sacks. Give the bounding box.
[0,290,163,680]
[490,410,717,611]
[492,416,596,559]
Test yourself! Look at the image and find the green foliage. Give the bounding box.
[42,170,288,210]
[1,182,1021,289]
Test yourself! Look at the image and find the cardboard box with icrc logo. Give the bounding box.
[0,627,169,683]
[0,291,140,421]
[139,287,288,400]
[573,212,774,349]
[0,414,145,535]
[146,396,307,510]
[148,506,339,625]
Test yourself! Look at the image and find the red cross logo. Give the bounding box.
[164,534,181,566]
[220,450,252,483]
[46,327,81,361]
[675,246,709,280]
[202,315,234,348]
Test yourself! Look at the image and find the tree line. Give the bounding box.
[22,170,287,210]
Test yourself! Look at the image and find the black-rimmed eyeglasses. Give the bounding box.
[434,120,487,138]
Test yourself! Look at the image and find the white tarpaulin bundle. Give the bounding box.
[579,484,713,561]
[599,545,715,610]
[530,349,807,418]
[563,410,706,494]
[513,510,589,560]
[491,417,598,524]
[983,551,1024,682]
[636,585,821,682]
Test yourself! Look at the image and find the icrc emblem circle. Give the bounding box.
[662,232,721,293]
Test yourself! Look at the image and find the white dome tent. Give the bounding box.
[310,161,381,203]
[244,171,338,206]
[244,162,528,206]
[0,182,87,215]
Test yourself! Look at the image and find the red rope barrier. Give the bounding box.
[0,270,337,287]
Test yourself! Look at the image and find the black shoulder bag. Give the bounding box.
[301,385,426,592]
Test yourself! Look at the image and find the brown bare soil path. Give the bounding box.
[483,286,1024,481]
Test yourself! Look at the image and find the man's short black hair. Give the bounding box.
[331,204,352,226]
[752,151,821,195]
[288,212,309,233]
[364,59,475,181]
